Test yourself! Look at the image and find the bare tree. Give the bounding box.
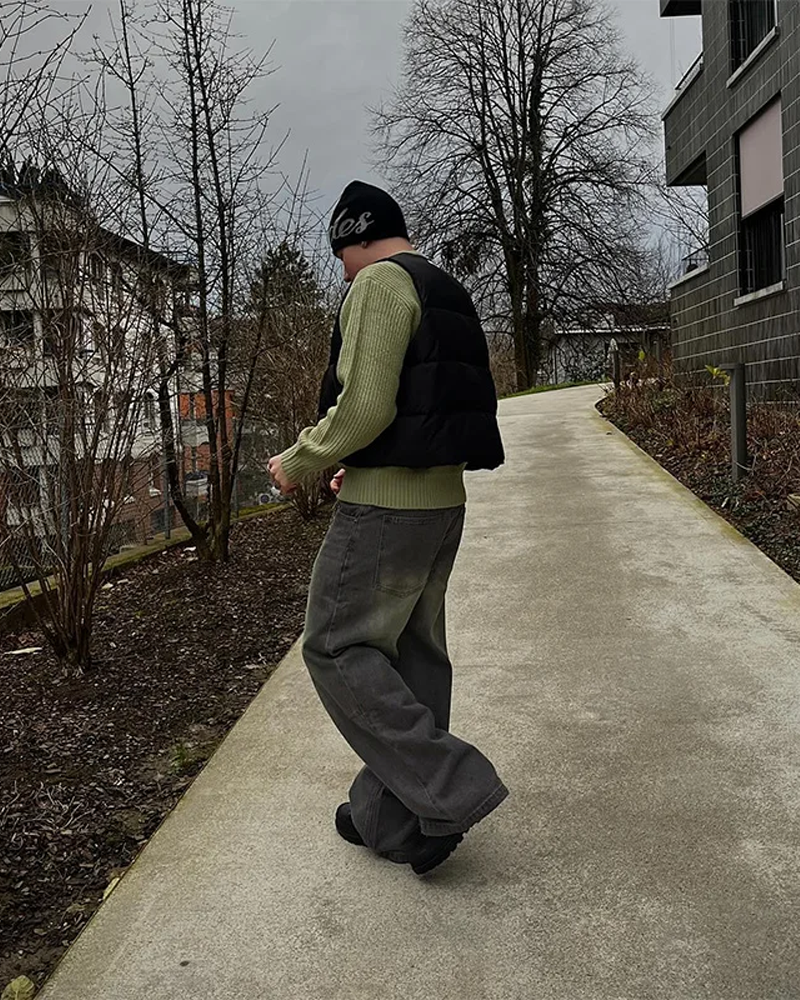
[371,0,661,391]
[89,0,288,561]
[0,1,198,674]
[0,0,324,670]
[0,155,187,674]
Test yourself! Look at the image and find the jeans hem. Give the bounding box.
[419,780,509,837]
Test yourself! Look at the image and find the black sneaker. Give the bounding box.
[406,831,464,875]
[335,802,365,846]
[334,802,410,865]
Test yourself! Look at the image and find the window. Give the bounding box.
[120,457,133,498]
[0,232,31,278]
[41,310,91,357]
[43,311,74,358]
[737,98,785,294]
[88,253,105,283]
[741,200,784,293]
[78,314,93,355]
[42,316,58,358]
[175,286,192,315]
[98,323,126,364]
[110,262,124,303]
[0,310,35,348]
[150,452,162,491]
[39,232,80,283]
[93,389,110,432]
[143,394,157,432]
[139,271,166,314]
[112,391,131,432]
[2,389,42,435]
[730,0,776,71]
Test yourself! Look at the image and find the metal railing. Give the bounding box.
[682,248,709,274]
[676,52,704,92]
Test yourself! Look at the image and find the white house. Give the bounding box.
[0,171,194,579]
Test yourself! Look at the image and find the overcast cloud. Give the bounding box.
[28,1,702,240]
[232,0,702,225]
[250,0,700,216]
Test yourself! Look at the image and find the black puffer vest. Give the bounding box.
[317,253,505,471]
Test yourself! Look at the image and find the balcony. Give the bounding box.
[660,0,701,15]
[662,52,704,121]
[667,246,710,294]
[682,248,709,273]
[662,53,708,187]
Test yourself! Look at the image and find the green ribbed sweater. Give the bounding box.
[279,253,467,509]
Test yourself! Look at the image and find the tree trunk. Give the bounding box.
[514,333,529,393]
[51,613,92,677]
[64,627,92,677]
[511,287,540,392]
[208,491,232,561]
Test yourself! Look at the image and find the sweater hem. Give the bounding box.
[337,466,467,510]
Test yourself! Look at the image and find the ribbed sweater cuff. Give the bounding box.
[280,445,314,485]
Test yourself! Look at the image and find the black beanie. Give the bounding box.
[328,180,409,254]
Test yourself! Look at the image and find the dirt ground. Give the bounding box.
[0,501,333,991]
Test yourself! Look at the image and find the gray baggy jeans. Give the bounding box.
[301,499,509,859]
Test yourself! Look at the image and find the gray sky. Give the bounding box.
[35,1,703,236]
[237,0,702,223]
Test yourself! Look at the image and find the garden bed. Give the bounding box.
[0,501,333,992]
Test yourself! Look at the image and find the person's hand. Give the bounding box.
[330,469,346,494]
[267,454,298,495]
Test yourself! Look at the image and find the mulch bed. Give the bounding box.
[0,501,333,992]
[596,397,800,587]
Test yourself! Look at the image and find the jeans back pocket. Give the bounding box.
[373,513,450,597]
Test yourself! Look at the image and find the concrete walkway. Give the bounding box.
[38,384,800,1000]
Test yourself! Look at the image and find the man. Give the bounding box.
[268,180,509,876]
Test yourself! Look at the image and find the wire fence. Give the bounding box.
[0,533,42,591]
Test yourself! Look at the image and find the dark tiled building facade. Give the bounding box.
[661,0,799,401]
